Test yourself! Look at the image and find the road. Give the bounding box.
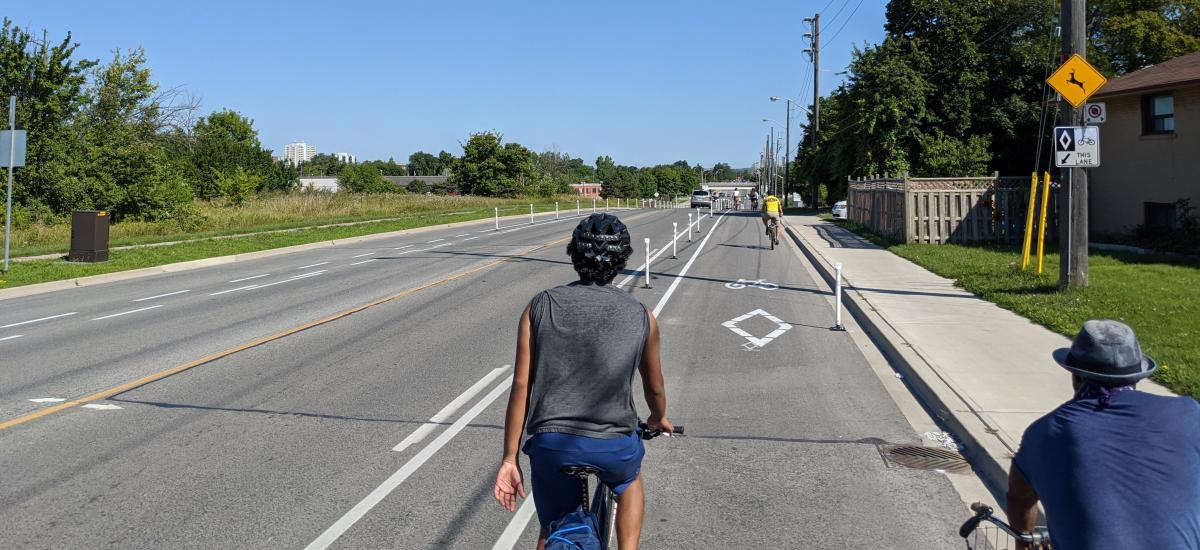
[0,207,970,548]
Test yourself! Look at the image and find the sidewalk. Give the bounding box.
[784,214,1174,498]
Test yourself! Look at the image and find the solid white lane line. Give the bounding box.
[492,499,538,550]
[427,238,445,243]
[1,312,79,329]
[132,290,191,302]
[350,252,375,259]
[229,274,270,283]
[296,261,330,269]
[305,377,513,550]
[652,213,726,316]
[209,285,258,296]
[349,259,377,266]
[615,219,698,288]
[1,335,25,342]
[92,305,163,321]
[392,366,512,453]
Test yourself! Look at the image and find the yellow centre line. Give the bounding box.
[0,235,573,432]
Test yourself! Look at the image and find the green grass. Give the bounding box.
[0,197,593,290]
[829,219,1200,399]
[6,193,589,257]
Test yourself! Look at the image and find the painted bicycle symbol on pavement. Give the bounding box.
[724,279,778,291]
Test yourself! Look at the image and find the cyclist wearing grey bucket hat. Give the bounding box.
[1008,320,1200,550]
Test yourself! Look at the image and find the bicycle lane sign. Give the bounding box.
[1055,126,1100,168]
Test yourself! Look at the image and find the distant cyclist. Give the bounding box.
[761,193,782,243]
[493,213,674,550]
[1008,320,1200,550]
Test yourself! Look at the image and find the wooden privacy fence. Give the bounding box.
[846,174,1058,244]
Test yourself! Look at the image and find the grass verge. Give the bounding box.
[829,219,1200,399]
[0,200,592,291]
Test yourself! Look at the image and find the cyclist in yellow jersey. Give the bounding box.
[761,194,782,243]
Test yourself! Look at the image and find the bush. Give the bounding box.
[1130,198,1200,256]
[216,167,263,206]
[338,164,396,193]
[407,179,429,194]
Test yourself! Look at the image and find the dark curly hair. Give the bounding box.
[567,213,633,285]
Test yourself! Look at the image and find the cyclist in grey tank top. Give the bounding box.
[493,213,673,550]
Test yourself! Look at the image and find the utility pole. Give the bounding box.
[1059,0,1088,288]
[784,102,791,207]
[804,14,821,209]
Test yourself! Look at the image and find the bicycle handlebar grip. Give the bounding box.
[672,425,684,435]
[969,502,990,513]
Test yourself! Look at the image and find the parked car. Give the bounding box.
[832,200,848,219]
[690,190,712,208]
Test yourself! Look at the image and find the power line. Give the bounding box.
[822,0,866,48]
[822,0,852,31]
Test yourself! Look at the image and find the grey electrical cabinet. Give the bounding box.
[69,210,110,262]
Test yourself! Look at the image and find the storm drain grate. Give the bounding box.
[877,444,972,474]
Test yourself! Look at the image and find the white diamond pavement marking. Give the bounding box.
[722,309,793,348]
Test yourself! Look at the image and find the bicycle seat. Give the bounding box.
[560,465,599,477]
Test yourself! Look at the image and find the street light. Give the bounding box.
[770,96,813,208]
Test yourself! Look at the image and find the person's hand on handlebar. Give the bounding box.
[645,415,675,435]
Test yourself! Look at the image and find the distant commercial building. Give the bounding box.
[335,152,357,165]
[299,177,338,192]
[1089,51,1199,235]
[570,182,603,199]
[284,142,317,166]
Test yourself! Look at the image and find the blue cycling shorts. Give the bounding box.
[522,431,645,530]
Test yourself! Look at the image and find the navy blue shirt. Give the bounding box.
[1014,389,1200,550]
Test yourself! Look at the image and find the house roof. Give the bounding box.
[1093,51,1200,98]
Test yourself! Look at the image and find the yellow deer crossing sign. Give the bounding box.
[1047,54,1107,108]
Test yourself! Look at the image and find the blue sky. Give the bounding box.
[12,1,886,167]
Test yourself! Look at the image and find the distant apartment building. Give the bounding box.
[335,152,357,165]
[284,142,317,166]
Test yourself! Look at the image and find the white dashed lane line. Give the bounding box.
[92,305,163,321]
[454,234,470,238]
[210,285,258,296]
[0,335,24,342]
[394,245,413,250]
[229,274,270,283]
[349,259,378,266]
[296,262,330,269]
[350,252,375,259]
[1,312,79,329]
[426,238,445,243]
[132,290,191,302]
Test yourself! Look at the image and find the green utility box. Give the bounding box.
[69,210,110,262]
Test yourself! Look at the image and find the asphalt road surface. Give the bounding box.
[0,207,970,548]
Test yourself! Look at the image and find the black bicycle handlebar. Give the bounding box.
[960,502,1051,547]
[637,422,684,440]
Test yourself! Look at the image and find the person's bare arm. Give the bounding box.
[502,305,533,463]
[493,305,532,512]
[638,311,673,432]
[1007,467,1040,550]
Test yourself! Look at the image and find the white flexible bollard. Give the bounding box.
[643,238,652,289]
[494,207,499,231]
[606,198,610,212]
[555,202,559,219]
[671,222,678,259]
[697,210,703,233]
[593,199,597,213]
[834,262,845,331]
[530,204,535,225]
[617,198,620,209]
[687,213,693,242]
[577,199,580,215]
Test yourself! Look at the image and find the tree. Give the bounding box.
[1090,0,1200,74]
[300,153,345,177]
[450,132,534,197]
[361,157,405,175]
[190,110,275,198]
[217,166,262,206]
[708,162,736,182]
[408,151,441,176]
[0,19,97,217]
[338,163,395,193]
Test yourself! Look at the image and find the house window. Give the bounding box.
[1142,93,1175,134]
[1144,202,1177,229]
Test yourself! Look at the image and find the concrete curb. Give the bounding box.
[0,209,620,303]
[783,220,1014,502]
